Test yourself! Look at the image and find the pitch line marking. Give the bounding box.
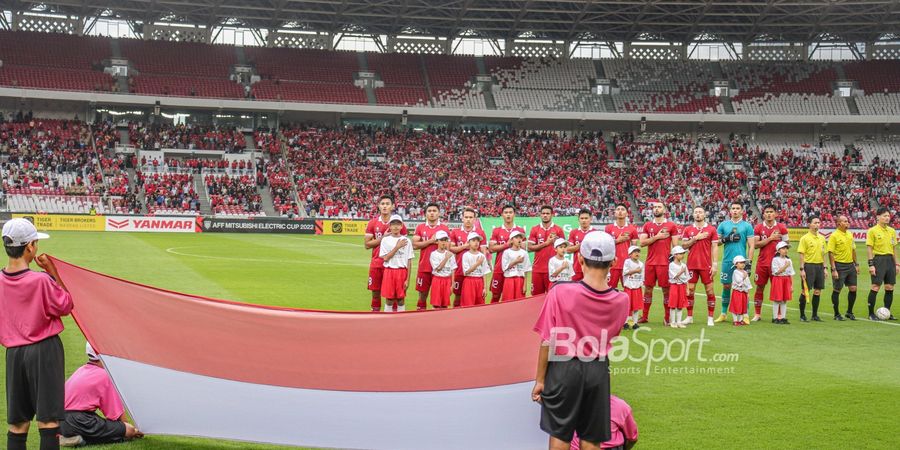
[165,246,368,267]
[653,287,899,327]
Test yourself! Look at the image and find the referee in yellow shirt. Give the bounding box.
[797,217,827,321]
[827,215,858,321]
[866,207,899,321]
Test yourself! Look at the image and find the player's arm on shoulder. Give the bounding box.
[364,232,380,249]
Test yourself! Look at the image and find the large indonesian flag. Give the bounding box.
[53,258,548,449]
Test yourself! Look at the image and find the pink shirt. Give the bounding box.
[0,269,73,348]
[570,395,639,449]
[64,363,126,420]
[534,282,629,359]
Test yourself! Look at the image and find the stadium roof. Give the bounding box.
[6,0,900,43]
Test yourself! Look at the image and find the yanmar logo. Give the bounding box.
[108,219,129,229]
[133,219,194,230]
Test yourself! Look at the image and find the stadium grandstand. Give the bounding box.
[0,1,898,227]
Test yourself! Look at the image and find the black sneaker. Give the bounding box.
[812,315,822,322]
[800,315,808,322]
[889,315,897,321]
[845,313,856,321]
[834,314,845,321]
[782,319,790,325]
[772,318,777,323]
[623,323,631,330]
[632,323,640,330]
[869,314,880,321]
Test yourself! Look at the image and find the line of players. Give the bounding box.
[362,195,899,325]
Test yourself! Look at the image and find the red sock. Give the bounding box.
[662,288,670,323]
[641,293,652,320]
[417,299,427,310]
[664,306,671,324]
[453,297,460,308]
[707,299,716,317]
[371,296,381,312]
[754,289,764,315]
[687,294,695,317]
[393,303,398,312]
[490,294,500,304]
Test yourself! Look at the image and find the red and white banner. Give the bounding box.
[54,258,547,449]
[105,216,200,233]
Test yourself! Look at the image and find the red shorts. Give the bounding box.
[644,265,670,288]
[729,291,749,315]
[368,266,384,291]
[572,270,584,282]
[415,271,433,293]
[625,287,643,311]
[688,268,713,285]
[490,270,505,296]
[381,268,408,299]
[608,268,623,289]
[430,276,452,307]
[770,276,793,302]
[668,283,688,309]
[452,270,464,296]
[755,264,772,287]
[531,272,550,296]
[503,277,526,301]
[461,277,486,307]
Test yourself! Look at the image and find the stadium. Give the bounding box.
[0,0,899,449]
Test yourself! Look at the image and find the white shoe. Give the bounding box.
[707,316,715,327]
[60,435,85,447]
[682,316,693,325]
[751,315,761,322]
[677,323,686,328]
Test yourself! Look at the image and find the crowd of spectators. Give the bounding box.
[135,172,199,213]
[205,174,263,215]
[129,122,246,152]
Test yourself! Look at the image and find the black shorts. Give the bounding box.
[871,255,897,286]
[832,262,857,290]
[60,411,126,444]
[804,264,825,290]
[540,359,611,444]
[6,335,65,424]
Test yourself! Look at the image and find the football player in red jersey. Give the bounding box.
[568,209,597,281]
[638,202,680,325]
[605,204,638,289]
[412,203,451,310]
[528,205,565,295]
[680,206,719,326]
[363,195,408,312]
[752,204,789,322]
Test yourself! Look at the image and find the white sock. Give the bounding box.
[633,311,640,323]
[772,302,780,319]
[779,302,787,318]
[675,310,683,324]
[384,303,392,312]
[397,304,406,312]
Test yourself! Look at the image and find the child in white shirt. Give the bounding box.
[501,230,531,301]
[730,255,753,325]
[668,246,690,328]
[378,215,415,312]
[548,238,574,284]
[622,246,644,329]
[770,241,795,324]
[429,230,457,309]
[461,232,491,307]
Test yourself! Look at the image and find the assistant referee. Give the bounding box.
[865,207,899,321]
[827,215,858,321]
[797,216,827,321]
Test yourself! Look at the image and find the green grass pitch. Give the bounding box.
[2,231,899,449]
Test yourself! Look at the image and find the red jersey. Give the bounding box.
[641,220,679,266]
[451,226,487,270]
[682,223,719,270]
[754,222,789,267]
[605,222,639,269]
[365,216,409,268]
[490,224,526,272]
[415,222,451,273]
[529,223,566,274]
[568,227,597,275]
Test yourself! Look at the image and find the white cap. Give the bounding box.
[671,246,687,255]
[579,231,616,262]
[388,214,403,224]
[554,238,567,248]
[732,255,747,266]
[776,241,789,251]
[509,230,524,240]
[85,342,99,361]
[435,230,449,240]
[467,231,483,242]
[628,245,641,255]
[2,218,49,247]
